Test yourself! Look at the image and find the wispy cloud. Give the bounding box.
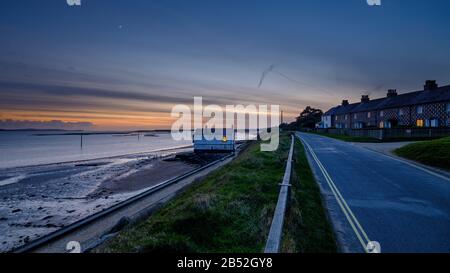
[0,119,94,130]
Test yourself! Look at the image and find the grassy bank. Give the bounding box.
[281,138,337,252]
[97,134,336,253]
[394,137,450,171]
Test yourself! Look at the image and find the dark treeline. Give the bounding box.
[281,106,323,131]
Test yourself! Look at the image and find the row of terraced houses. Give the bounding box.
[320,80,450,129]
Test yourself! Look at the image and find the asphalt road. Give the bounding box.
[296,132,450,253]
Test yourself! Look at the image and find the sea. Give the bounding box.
[0,131,193,169]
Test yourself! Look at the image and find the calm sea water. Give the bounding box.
[0,131,193,169]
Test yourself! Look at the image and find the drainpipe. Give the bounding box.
[409,106,412,127]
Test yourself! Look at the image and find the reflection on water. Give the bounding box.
[0,130,258,169]
[0,131,192,169]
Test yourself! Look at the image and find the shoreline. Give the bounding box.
[0,144,193,172]
[0,147,222,252]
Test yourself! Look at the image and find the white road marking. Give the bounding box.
[357,146,450,182]
[297,134,374,253]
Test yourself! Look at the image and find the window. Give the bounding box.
[416,119,424,127]
[430,119,439,128]
[447,103,450,113]
[399,109,404,116]
[335,116,338,121]
[380,110,384,117]
[379,121,384,128]
[354,114,357,119]
[417,106,423,114]
[354,122,365,129]
[345,114,348,120]
[367,112,371,118]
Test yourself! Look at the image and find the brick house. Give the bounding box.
[321,80,450,129]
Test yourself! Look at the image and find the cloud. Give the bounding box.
[0,119,94,130]
[0,80,184,103]
[0,79,306,109]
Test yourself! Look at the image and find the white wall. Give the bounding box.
[322,115,332,128]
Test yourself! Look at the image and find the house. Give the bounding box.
[322,80,450,129]
[193,128,235,152]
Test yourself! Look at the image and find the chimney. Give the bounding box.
[361,95,370,103]
[424,80,438,91]
[342,100,349,106]
[387,89,397,98]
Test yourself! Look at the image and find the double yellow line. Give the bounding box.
[298,135,373,253]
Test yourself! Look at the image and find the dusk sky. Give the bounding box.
[1,0,450,130]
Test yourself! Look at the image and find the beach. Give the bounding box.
[0,146,224,252]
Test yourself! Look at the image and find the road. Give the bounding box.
[296,132,450,253]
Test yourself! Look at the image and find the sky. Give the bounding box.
[1,0,450,130]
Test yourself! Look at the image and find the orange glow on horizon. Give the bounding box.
[1,105,300,130]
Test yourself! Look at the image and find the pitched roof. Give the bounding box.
[324,106,338,115]
[350,98,385,113]
[324,84,450,115]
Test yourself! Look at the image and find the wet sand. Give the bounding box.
[0,148,224,252]
[95,160,196,194]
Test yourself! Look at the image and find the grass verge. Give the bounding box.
[281,138,337,253]
[96,136,290,253]
[394,137,450,171]
[96,134,337,253]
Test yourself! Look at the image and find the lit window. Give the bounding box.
[367,112,371,118]
[335,116,338,121]
[399,109,404,116]
[417,106,423,114]
[380,111,384,117]
[379,121,384,128]
[416,119,424,127]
